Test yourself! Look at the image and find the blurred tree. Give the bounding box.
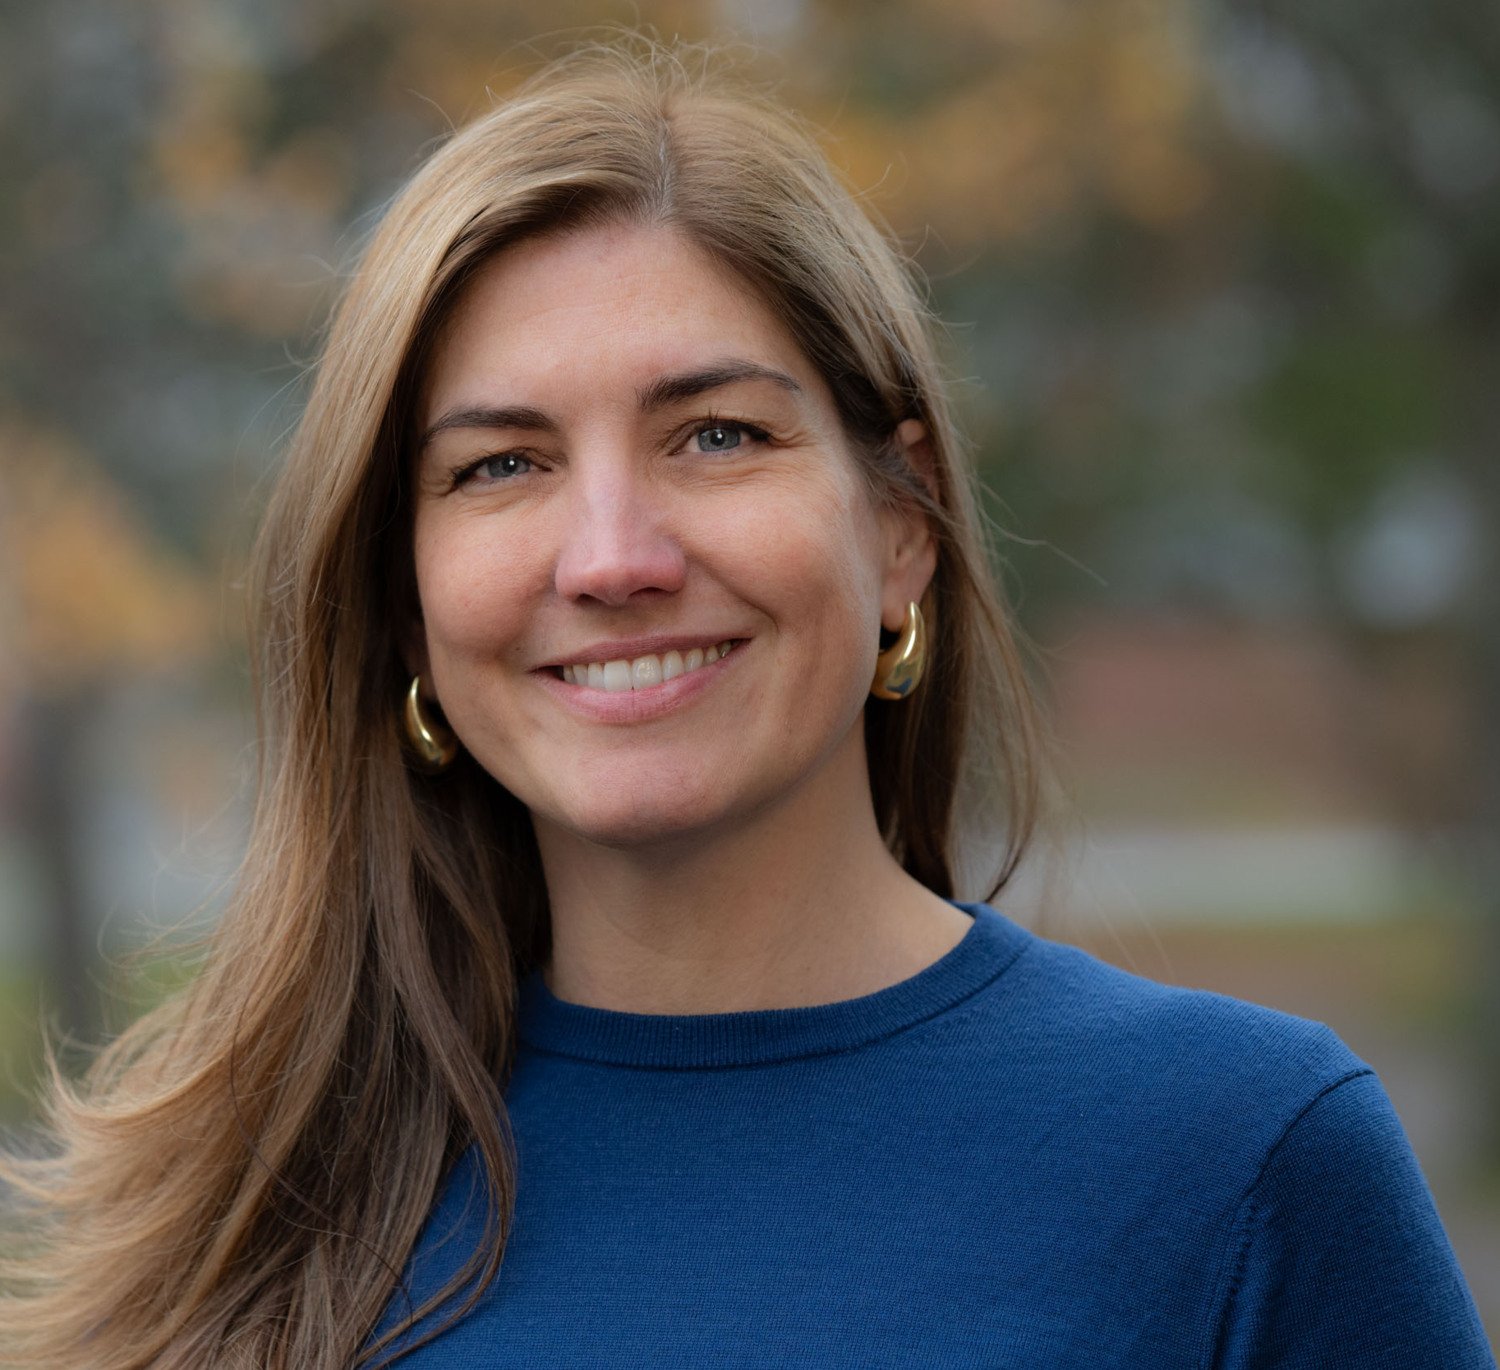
[0,422,213,1043]
[1229,0,1500,1144]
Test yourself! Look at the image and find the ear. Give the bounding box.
[878,419,939,634]
[894,417,939,503]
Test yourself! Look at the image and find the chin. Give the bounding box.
[566,801,730,851]
[539,774,751,852]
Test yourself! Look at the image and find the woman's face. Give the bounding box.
[409,221,934,850]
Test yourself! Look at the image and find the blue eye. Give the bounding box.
[484,453,531,478]
[695,424,744,453]
[446,451,534,492]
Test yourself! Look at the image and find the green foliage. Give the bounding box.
[1249,326,1448,529]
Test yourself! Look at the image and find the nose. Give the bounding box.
[552,459,687,606]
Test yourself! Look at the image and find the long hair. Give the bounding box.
[0,38,1055,1367]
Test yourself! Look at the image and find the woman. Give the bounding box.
[2,40,1493,1370]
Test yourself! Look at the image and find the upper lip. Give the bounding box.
[538,633,747,670]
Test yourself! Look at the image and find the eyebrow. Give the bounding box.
[418,359,803,451]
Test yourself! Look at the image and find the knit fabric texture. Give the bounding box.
[369,903,1496,1367]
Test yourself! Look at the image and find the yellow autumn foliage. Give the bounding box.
[0,420,215,692]
[810,0,1211,251]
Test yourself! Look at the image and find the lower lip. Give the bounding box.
[531,642,748,723]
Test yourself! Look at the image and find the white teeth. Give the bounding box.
[631,655,662,689]
[561,641,739,691]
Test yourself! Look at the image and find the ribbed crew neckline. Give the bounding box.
[515,902,1030,1069]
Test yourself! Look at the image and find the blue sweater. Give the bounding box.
[371,903,1495,1366]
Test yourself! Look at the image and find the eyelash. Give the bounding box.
[445,415,773,490]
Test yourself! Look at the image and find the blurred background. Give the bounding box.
[0,0,1495,1340]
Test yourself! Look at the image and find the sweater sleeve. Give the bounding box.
[1211,1069,1496,1369]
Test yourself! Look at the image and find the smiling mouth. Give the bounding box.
[553,640,743,692]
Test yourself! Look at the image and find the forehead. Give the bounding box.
[421,222,824,414]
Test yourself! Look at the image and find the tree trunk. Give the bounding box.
[16,687,101,1054]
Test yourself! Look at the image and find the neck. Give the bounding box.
[532,726,969,1013]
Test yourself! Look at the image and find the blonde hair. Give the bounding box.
[0,38,1054,1367]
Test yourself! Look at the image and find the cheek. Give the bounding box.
[724,468,885,648]
[412,514,538,664]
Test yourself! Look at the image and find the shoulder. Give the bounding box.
[971,904,1369,1083]
[1209,1040,1495,1365]
[951,905,1375,1164]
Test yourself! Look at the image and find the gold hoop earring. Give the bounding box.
[403,676,458,771]
[870,601,927,700]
